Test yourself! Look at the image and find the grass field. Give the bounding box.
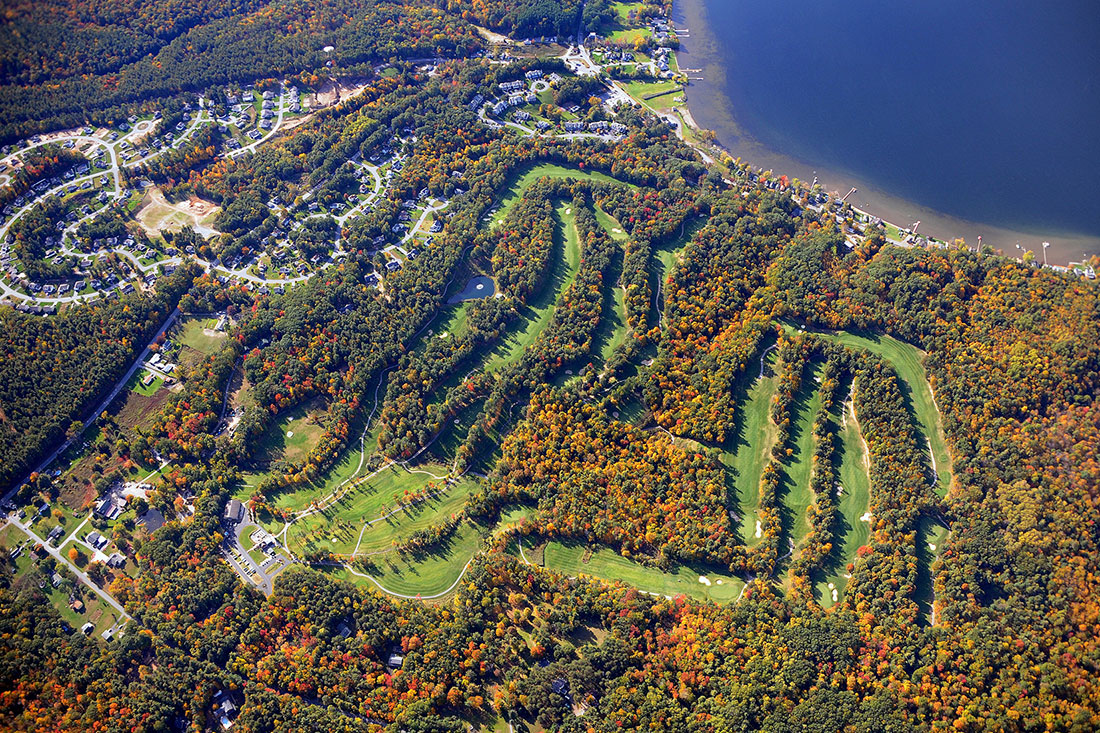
[650,217,705,326]
[318,520,482,599]
[595,277,628,366]
[602,2,652,44]
[798,327,952,495]
[589,207,631,366]
[815,395,872,608]
[489,164,632,228]
[261,370,394,507]
[779,363,825,551]
[111,380,172,434]
[243,398,327,484]
[483,202,583,373]
[594,205,629,242]
[538,541,745,604]
[435,302,471,340]
[176,316,226,356]
[622,80,681,101]
[286,465,473,557]
[354,484,471,556]
[724,348,781,546]
[424,396,487,467]
[608,27,651,44]
[128,369,163,396]
[916,515,951,623]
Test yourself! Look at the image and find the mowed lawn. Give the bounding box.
[483,201,583,373]
[724,348,780,546]
[354,480,473,555]
[539,541,745,604]
[488,163,632,228]
[595,280,628,366]
[242,398,327,485]
[1,527,121,636]
[317,520,483,599]
[805,328,952,495]
[594,205,629,242]
[286,465,473,557]
[916,515,951,623]
[128,369,163,396]
[780,363,825,550]
[816,396,871,608]
[589,205,630,366]
[177,316,226,355]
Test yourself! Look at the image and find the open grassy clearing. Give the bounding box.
[587,205,631,367]
[601,4,653,45]
[622,80,682,102]
[724,347,780,546]
[432,301,472,341]
[175,316,227,356]
[354,483,471,555]
[111,381,172,433]
[286,465,473,557]
[594,204,629,242]
[793,326,952,494]
[815,395,872,608]
[619,80,686,116]
[241,398,327,482]
[424,396,487,467]
[251,367,396,509]
[358,521,481,597]
[495,505,536,533]
[128,369,163,397]
[488,164,632,229]
[483,202,583,373]
[535,541,745,604]
[594,275,629,366]
[778,363,825,553]
[317,520,483,599]
[916,515,951,624]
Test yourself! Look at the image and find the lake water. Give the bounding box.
[674,0,1100,264]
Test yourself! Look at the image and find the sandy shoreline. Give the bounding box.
[670,0,1099,267]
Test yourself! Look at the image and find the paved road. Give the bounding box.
[3,307,179,499]
[223,512,291,595]
[5,516,133,622]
